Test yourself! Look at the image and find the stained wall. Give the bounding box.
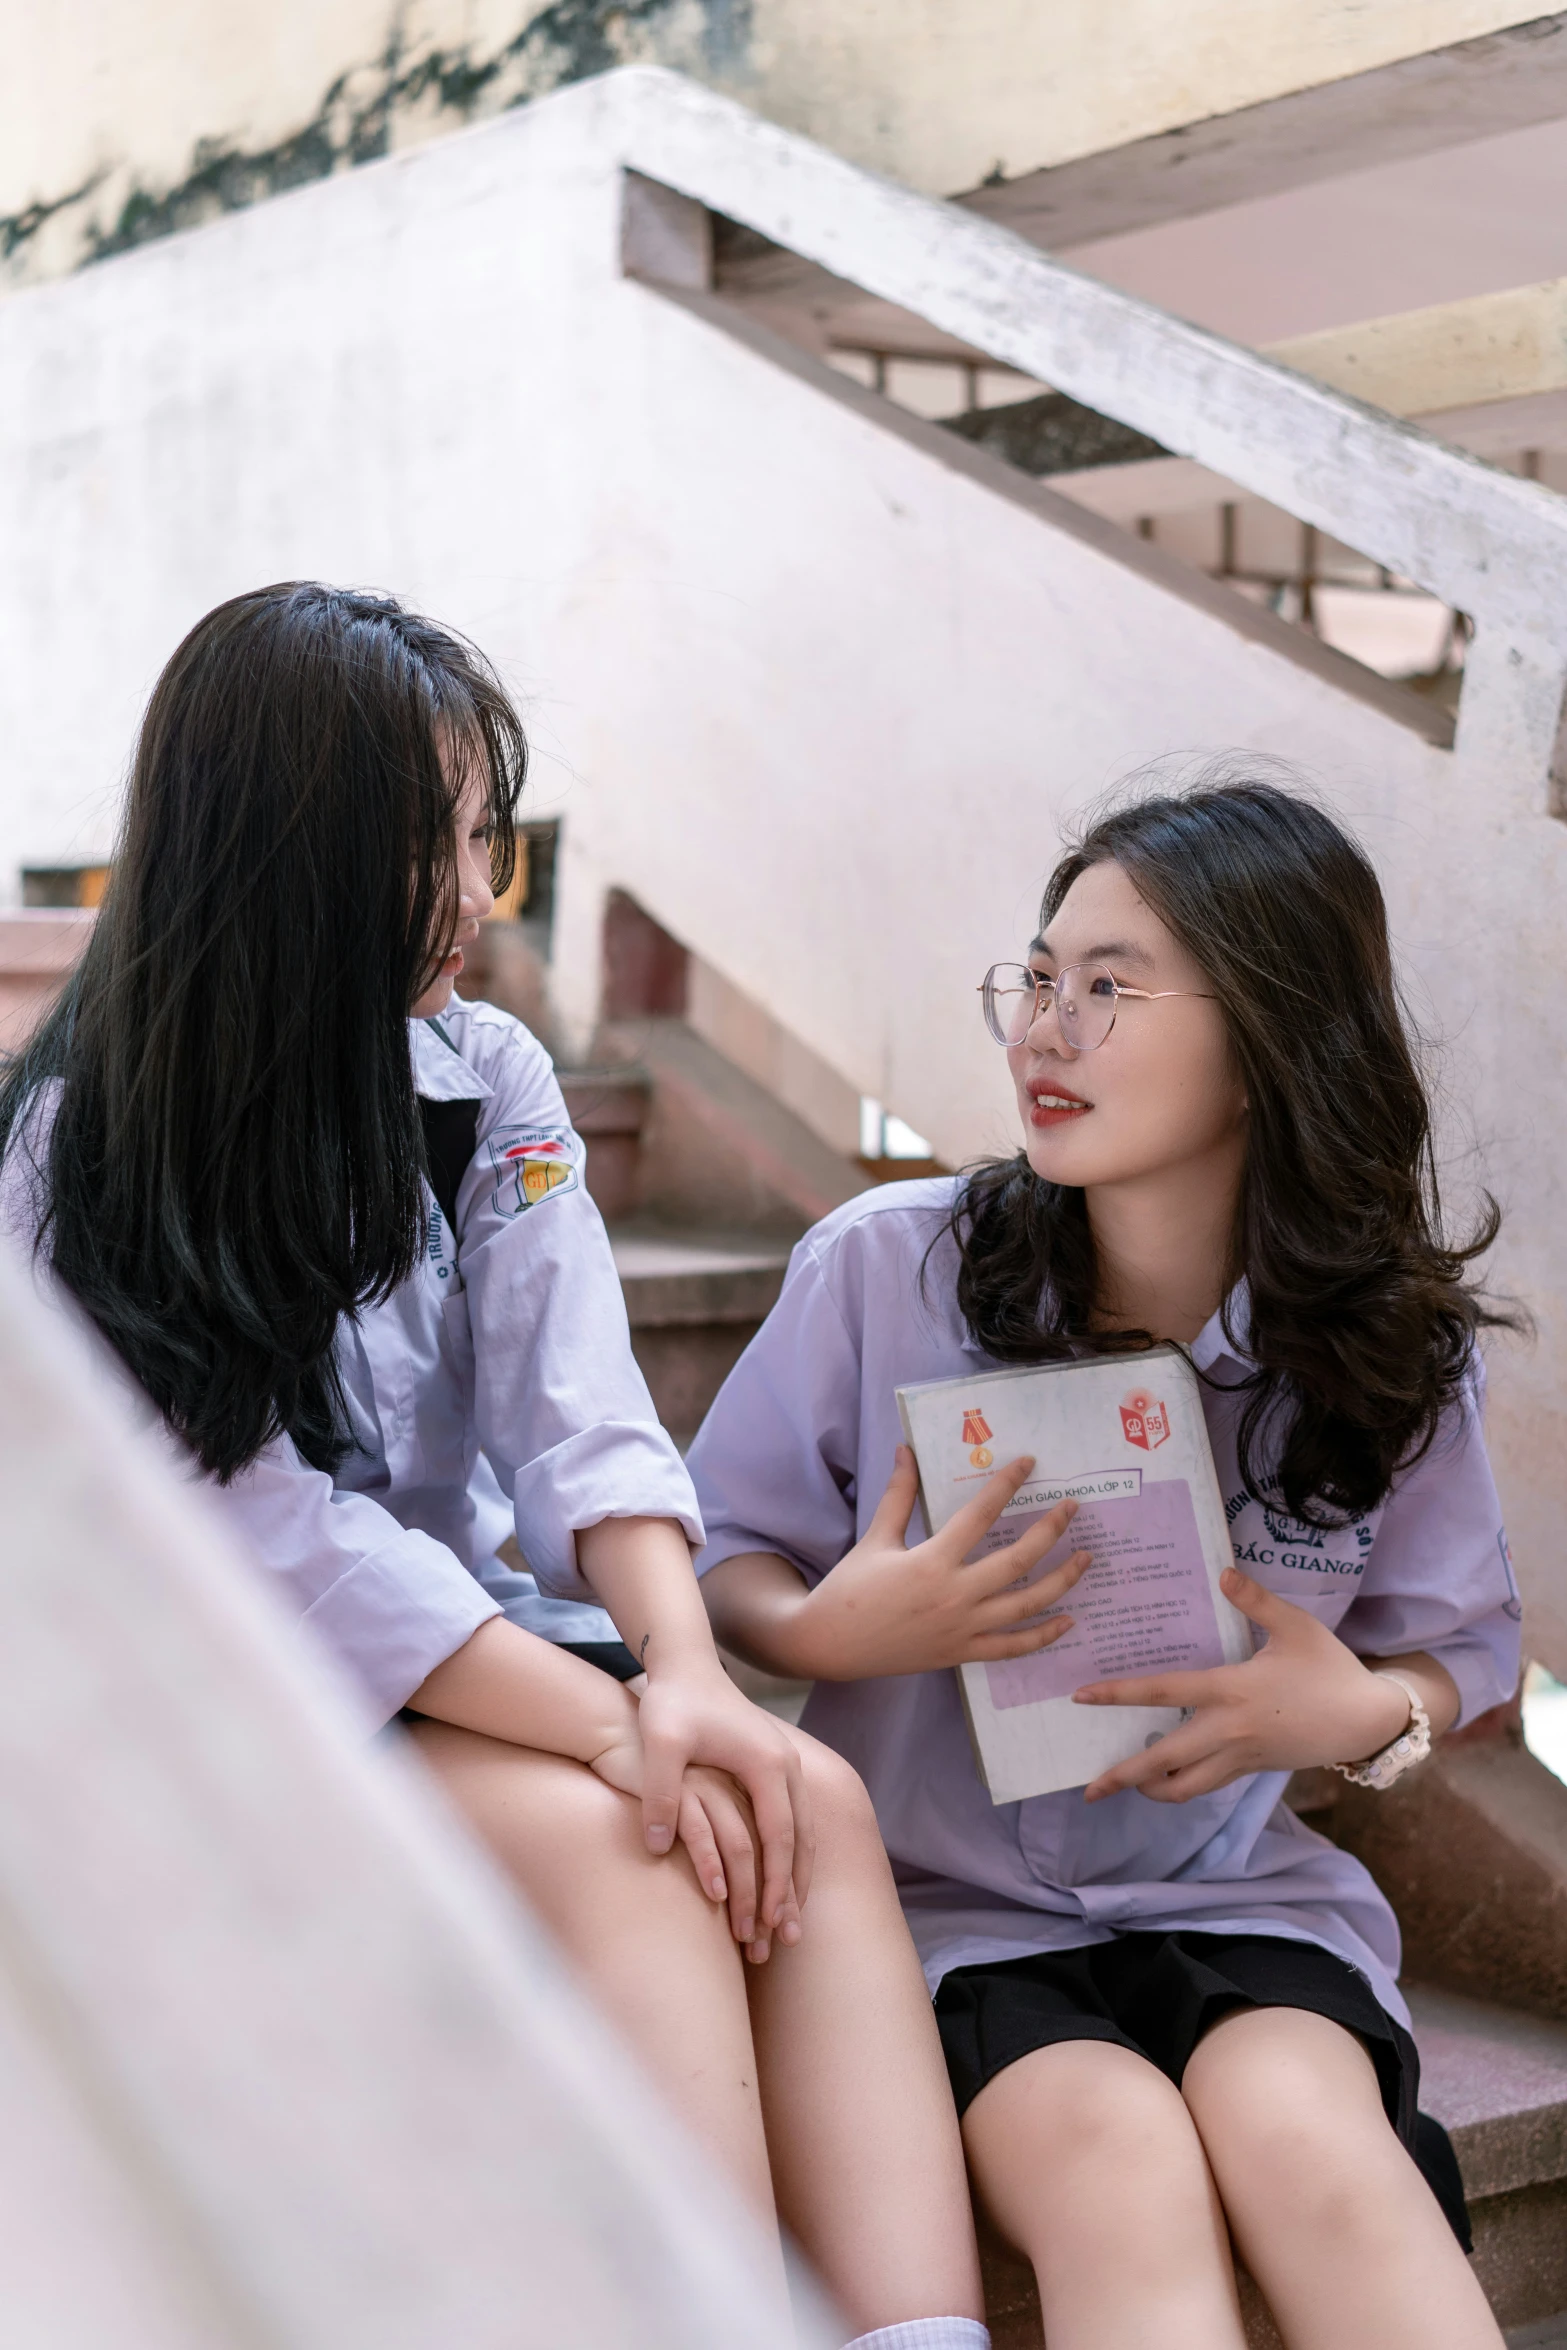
[3,2,1546,290]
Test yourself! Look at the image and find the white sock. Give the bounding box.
[842,2323,991,2350]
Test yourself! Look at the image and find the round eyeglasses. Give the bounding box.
[979,961,1216,1052]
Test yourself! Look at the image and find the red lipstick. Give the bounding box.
[1027,1077,1090,1129]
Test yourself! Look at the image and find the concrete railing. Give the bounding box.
[606,65,1567,803]
[0,1238,818,2349]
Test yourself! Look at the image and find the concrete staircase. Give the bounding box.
[557,1020,864,1442]
[550,896,875,1443]
[610,1227,793,1446]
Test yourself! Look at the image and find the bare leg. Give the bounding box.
[1183,2007,1503,2350]
[406,1721,777,2229]
[744,1730,983,2334]
[962,2039,1247,2350]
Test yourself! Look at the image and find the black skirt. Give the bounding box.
[934,1929,1470,2250]
[552,1638,644,1682]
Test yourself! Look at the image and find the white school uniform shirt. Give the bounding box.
[687,1179,1521,2024]
[1,999,702,1723]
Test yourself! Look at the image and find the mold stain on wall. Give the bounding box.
[1,0,755,290]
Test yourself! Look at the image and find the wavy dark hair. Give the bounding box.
[0,582,526,1480]
[951,765,1513,1525]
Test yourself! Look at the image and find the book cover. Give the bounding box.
[896,1346,1250,1802]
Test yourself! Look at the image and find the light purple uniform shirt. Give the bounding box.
[2,999,702,1724]
[687,1179,1521,2023]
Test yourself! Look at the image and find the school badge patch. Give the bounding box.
[486,1126,580,1215]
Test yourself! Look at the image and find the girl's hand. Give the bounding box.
[635,1664,812,1955]
[788,1445,1093,1682]
[674,1764,792,1965]
[587,1724,793,1962]
[1076,1567,1418,1803]
[574,1515,810,1944]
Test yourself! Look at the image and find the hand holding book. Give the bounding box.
[781,1446,1094,1682]
[896,1349,1258,1798]
[1075,1565,1450,1804]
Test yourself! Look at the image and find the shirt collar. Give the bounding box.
[409,1014,494,1104]
[946,1189,1254,1371]
[1190,1279,1254,1373]
[957,1279,1254,1369]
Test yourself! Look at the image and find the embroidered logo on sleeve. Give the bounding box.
[486,1126,580,1215]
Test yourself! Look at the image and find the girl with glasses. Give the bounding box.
[0,584,987,2350]
[691,772,1518,2350]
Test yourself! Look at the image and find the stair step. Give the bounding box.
[610,1228,793,1326]
[599,1015,869,1231]
[610,1228,792,1444]
[1411,1986,1567,2200]
[558,1066,651,1225]
[0,909,94,1051]
[1413,1987,1567,2336]
[982,1985,1567,2346]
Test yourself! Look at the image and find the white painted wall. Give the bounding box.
[2,69,1565,1672]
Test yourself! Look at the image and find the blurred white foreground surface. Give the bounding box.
[0,1236,823,2349]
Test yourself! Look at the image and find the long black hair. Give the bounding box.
[0,582,526,1480]
[950,765,1513,1525]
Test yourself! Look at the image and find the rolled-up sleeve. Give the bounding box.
[209,1436,501,1722]
[687,1234,863,1585]
[1336,1367,1521,1727]
[455,1042,702,1602]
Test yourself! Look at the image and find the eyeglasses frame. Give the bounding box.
[978,960,1217,1051]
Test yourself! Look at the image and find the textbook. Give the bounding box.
[896,1347,1251,1802]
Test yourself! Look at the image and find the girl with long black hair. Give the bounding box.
[694,771,1518,2349]
[0,583,989,2350]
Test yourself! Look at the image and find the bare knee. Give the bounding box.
[1183,2009,1399,2236]
[786,1727,879,1838]
[969,2039,1199,2184]
[964,2042,1213,2262]
[780,1729,889,1897]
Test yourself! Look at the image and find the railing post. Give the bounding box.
[1454,627,1567,819]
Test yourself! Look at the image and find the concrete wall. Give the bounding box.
[2,75,1565,1672]
[2,1,1551,290]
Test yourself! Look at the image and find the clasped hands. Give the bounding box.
[585,1661,813,1968]
[772,1447,1418,1805]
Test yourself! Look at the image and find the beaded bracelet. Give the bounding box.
[1329,1670,1431,1791]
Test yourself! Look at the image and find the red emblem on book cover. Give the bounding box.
[962,1408,994,1468]
[1120,1389,1170,1451]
